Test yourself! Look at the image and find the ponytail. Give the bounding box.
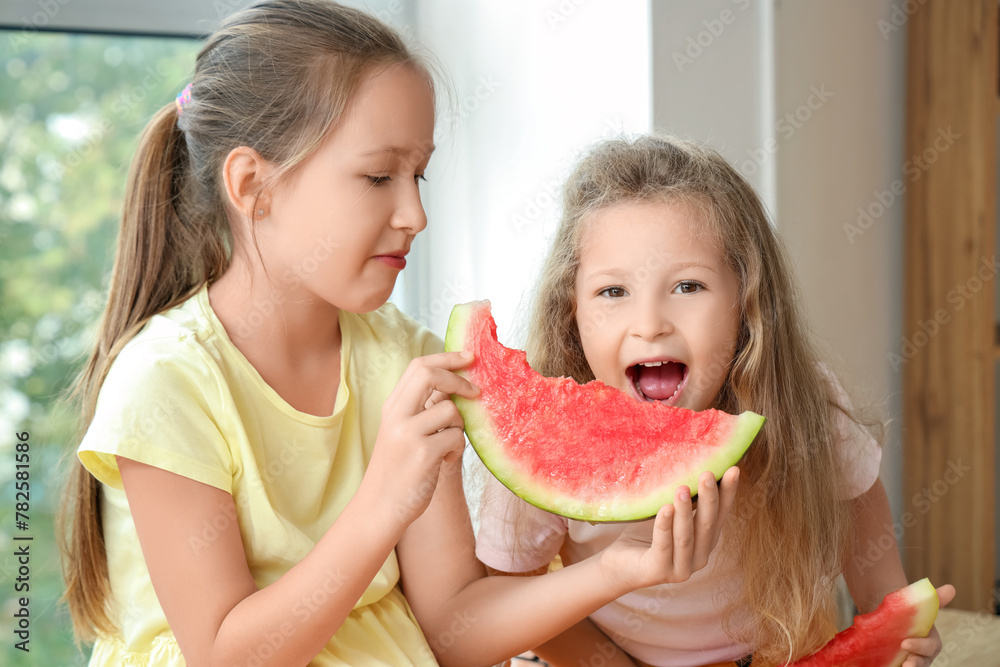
[58,102,229,641]
[59,0,424,641]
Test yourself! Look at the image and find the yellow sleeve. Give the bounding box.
[77,335,234,493]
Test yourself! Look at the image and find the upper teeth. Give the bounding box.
[641,361,663,367]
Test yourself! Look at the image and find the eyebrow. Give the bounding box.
[584,269,629,280]
[583,261,719,281]
[361,144,436,157]
[671,261,718,273]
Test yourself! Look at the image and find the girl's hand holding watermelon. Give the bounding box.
[898,583,953,667]
[599,468,740,590]
[365,350,480,526]
[841,480,956,667]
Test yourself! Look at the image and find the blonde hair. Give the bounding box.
[524,135,875,665]
[59,0,427,641]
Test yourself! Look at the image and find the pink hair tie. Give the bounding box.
[175,83,193,115]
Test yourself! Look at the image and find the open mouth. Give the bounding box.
[625,360,688,404]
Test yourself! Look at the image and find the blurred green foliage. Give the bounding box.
[1,29,200,665]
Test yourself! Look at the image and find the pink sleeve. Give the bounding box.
[475,473,569,573]
[822,366,882,499]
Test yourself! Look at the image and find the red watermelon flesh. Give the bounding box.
[788,578,940,667]
[444,301,764,522]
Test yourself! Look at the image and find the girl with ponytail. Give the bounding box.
[60,3,739,665]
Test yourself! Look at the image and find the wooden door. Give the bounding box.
[903,0,998,612]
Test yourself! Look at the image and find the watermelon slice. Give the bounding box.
[444,301,764,522]
[788,578,940,667]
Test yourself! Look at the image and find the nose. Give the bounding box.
[629,299,674,341]
[390,181,428,234]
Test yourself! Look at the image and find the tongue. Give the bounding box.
[638,363,684,400]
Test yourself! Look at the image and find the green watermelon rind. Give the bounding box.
[900,577,940,638]
[446,301,764,522]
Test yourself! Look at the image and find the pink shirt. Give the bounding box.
[475,375,882,666]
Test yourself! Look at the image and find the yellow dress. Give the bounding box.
[78,286,442,666]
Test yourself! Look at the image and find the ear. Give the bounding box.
[221,146,274,223]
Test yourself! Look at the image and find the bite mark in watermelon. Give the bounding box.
[444,301,765,522]
[788,578,940,667]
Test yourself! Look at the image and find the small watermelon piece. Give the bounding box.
[445,300,764,522]
[788,578,940,667]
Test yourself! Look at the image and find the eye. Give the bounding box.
[674,281,703,294]
[367,175,391,185]
[598,286,628,298]
[415,174,427,184]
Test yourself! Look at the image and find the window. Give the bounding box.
[0,30,200,662]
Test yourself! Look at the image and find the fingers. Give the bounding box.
[692,472,719,567]
[409,401,466,464]
[391,353,480,415]
[425,427,467,463]
[424,389,449,410]
[900,637,938,656]
[936,584,956,607]
[689,468,739,567]
[649,503,675,559]
[901,625,943,666]
[670,485,694,580]
[427,350,477,371]
[716,467,740,522]
[646,468,739,584]
[412,395,465,434]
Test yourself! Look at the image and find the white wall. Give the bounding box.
[651,0,776,210]
[411,0,651,345]
[773,0,907,515]
[650,0,907,516]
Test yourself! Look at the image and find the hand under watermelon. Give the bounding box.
[444,301,764,522]
[787,578,944,667]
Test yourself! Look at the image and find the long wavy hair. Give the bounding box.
[521,135,878,665]
[58,0,429,642]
